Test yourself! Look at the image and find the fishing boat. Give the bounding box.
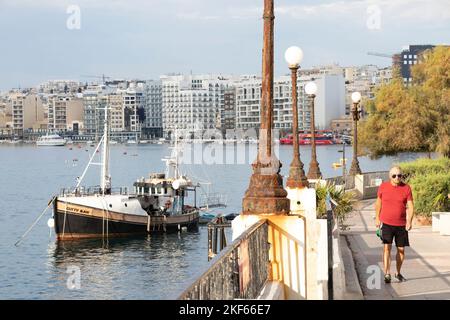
[52,107,199,241]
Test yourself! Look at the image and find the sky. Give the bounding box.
[0,0,449,90]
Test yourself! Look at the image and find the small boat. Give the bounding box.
[224,212,239,221]
[36,134,66,146]
[199,212,217,224]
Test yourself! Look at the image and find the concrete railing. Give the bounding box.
[267,220,306,299]
[354,171,389,199]
[177,219,269,300]
[325,171,389,199]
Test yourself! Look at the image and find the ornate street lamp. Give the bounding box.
[349,91,362,175]
[242,0,290,215]
[285,46,309,188]
[305,81,322,180]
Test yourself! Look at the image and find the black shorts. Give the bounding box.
[381,223,410,247]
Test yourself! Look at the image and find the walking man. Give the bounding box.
[375,166,414,283]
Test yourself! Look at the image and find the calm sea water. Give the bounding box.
[0,142,428,299]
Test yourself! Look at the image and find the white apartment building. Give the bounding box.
[235,73,345,132]
[160,74,236,138]
[120,84,144,133]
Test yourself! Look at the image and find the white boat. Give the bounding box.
[36,134,66,146]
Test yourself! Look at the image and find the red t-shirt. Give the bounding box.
[377,181,413,226]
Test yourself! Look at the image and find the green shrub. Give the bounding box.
[315,182,357,230]
[399,157,450,217]
[401,157,450,178]
[407,172,450,217]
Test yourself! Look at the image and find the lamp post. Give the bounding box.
[305,81,322,179]
[285,46,308,188]
[349,92,362,175]
[242,0,290,215]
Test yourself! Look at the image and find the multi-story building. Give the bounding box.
[107,93,125,133]
[160,74,235,139]
[9,92,46,137]
[398,45,435,85]
[221,87,237,133]
[47,95,83,133]
[143,80,163,138]
[38,80,83,95]
[83,87,107,139]
[121,84,145,134]
[235,73,345,133]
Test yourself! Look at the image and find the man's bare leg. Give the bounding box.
[395,247,406,281]
[383,244,392,275]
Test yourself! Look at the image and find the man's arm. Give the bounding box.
[375,197,382,227]
[406,200,414,231]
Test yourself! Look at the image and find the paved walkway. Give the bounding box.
[343,199,450,300]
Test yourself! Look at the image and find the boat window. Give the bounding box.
[151,187,155,194]
[156,186,162,194]
[164,188,168,194]
[144,187,149,193]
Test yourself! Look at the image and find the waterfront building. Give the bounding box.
[47,94,84,133]
[83,87,107,139]
[221,87,237,133]
[160,74,235,139]
[9,92,46,137]
[143,80,163,138]
[235,73,345,133]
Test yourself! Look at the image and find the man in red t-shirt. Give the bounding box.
[375,166,414,284]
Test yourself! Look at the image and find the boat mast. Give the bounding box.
[101,102,111,194]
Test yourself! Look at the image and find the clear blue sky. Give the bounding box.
[0,0,449,90]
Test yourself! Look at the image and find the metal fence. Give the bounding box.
[178,219,269,300]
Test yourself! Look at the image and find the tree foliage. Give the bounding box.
[360,46,450,158]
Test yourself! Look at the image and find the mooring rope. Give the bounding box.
[15,196,56,247]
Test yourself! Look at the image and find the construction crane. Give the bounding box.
[80,74,111,84]
[367,52,392,58]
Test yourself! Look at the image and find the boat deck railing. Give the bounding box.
[59,186,132,197]
[199,193,228,209]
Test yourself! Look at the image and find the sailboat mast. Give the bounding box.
[101,103,110,194]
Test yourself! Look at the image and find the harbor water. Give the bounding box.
[0,142,429,299]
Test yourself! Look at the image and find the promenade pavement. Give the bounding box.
[343,199,450,300]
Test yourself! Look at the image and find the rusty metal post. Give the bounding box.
[307,94,322,179]
[286,66,309,188]
[242,0,290,215]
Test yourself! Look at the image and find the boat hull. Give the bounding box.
[54,199,199,240]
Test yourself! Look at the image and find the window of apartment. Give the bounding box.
[404,60,407,65]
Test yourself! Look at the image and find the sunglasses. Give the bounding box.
[391,174,403,179]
